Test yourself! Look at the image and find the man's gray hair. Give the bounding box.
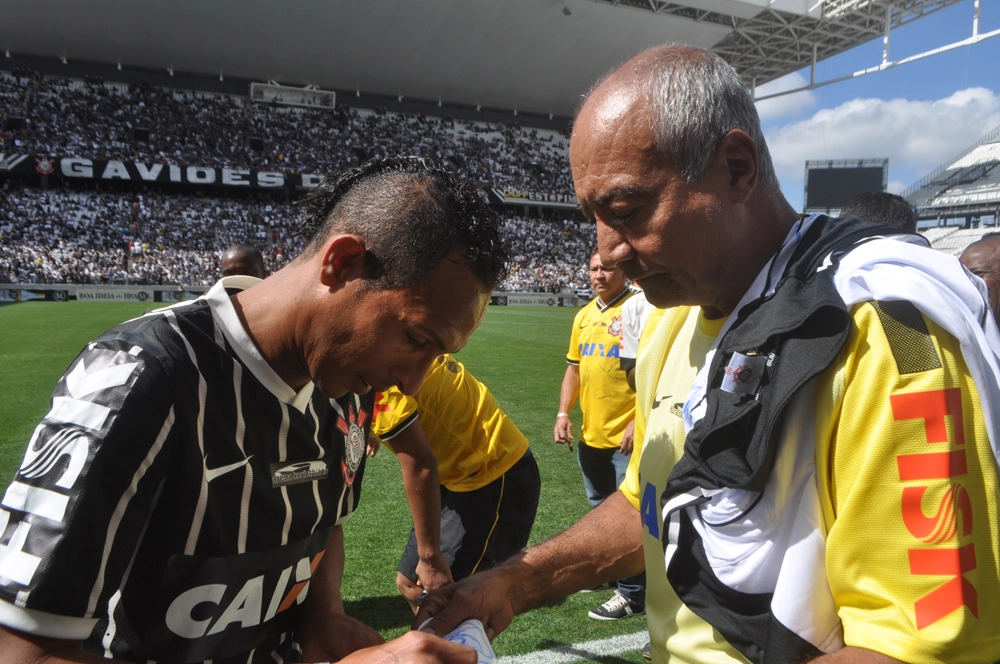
[642,46,780,192]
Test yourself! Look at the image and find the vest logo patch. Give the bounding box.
[721,352,766,395]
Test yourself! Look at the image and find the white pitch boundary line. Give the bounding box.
[499,631,647,664]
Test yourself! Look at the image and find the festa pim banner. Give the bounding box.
[1,154,324,189]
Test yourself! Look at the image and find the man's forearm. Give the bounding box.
[399,450,443,560]
[500,490,643,615]
[390,423,444,562]
[557,364,581,415]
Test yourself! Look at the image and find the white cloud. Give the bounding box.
[886,180,907,194]
[755,72,817,122]
[764,87,1000,182]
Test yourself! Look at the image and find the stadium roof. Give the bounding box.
[0,0,961,118]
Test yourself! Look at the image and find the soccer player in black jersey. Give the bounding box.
[0,157,507,664]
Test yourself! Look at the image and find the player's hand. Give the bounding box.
[366,435,381,458]
[413,568,517,642]
[619,419,635,455]
[416,553,455,593]
[336,630,478,664]
[300,609,385,662]
[554,414,573,445]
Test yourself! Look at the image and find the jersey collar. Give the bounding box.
[596,286,632,312]
[204,276,315,413]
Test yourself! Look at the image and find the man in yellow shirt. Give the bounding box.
[372,354,540,612]
[417,46,1000,664]
[556,250,645,620]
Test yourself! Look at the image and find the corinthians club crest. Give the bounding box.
[35,156,55,175]
[336,402,368,486]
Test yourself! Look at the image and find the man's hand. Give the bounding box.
[300,609,385,662]
[413,567,519,641]
[554,414,573,445]
[619,419,635,455]
[366,435,381,458]
[338,631,478,664]
[416,552,455,593]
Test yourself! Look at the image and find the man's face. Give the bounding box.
[222,252,265,279]
[306,257,489,399]
[570,88,734,310]
[588,253,627,300]
[961,240,1000,323]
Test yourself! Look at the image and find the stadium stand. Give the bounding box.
[904,125,1000,257]
[0,69,595,291]
[0,70,574,195]
[0,184,595,291]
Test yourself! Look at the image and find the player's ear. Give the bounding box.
[319,235,367,289]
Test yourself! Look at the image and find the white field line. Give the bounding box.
[499,631,647,664]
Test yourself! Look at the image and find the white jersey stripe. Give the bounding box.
[307,401,324,531]
[226,323,252,554]
[101,589,122,658]
[86,406,175,618]
[163,309,209,556]
[278,403,292,546]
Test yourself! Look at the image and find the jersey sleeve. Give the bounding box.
[815,301,1000,663]
[0,338,177,638]
[620,301,641,362]
[371,387,419,443]
[620,433,643,510]
[567,308,583,365]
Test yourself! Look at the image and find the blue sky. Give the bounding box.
[753,0,1000,210]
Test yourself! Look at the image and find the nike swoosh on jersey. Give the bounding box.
[205,456,253,482]
[651,394,672,409]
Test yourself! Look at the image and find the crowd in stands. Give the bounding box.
[0,70,574,195]
[0,69,597,290]
[0,184,595,292]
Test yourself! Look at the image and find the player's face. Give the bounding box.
[221,252,265,279]
[308,257,490,399]
[571,87,736,311]
[961,241,1000,322]
[588,253,626,300]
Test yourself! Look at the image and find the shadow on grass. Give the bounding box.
[344,594,415,631]
[531,639,638,664]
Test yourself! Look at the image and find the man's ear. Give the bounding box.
[718,129,758,204]
[319,235,367,289]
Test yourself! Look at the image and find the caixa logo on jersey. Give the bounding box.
[142,527,332,663]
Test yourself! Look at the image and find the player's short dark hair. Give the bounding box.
[298,156,509,291]
[841,192,917,232]
[222,244,266,277]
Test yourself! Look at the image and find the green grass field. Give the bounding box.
[0,301,647,662]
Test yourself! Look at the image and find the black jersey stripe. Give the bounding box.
[230,348,252,555]
[84,406,176,619]
[162,308,211,556]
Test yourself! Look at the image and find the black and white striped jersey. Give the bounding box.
[0,276,374,664]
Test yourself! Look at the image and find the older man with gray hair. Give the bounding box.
[417,46,1000,664]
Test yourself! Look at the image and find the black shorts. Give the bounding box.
[398,448,540,581]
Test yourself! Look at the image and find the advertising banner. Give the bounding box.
[76,288,154,302]
[0,155,324,190]
[491,187,578,209]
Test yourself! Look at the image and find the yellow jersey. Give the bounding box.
[622,303,1000,663]
[373,354,529,493]
[567,288,635,449]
